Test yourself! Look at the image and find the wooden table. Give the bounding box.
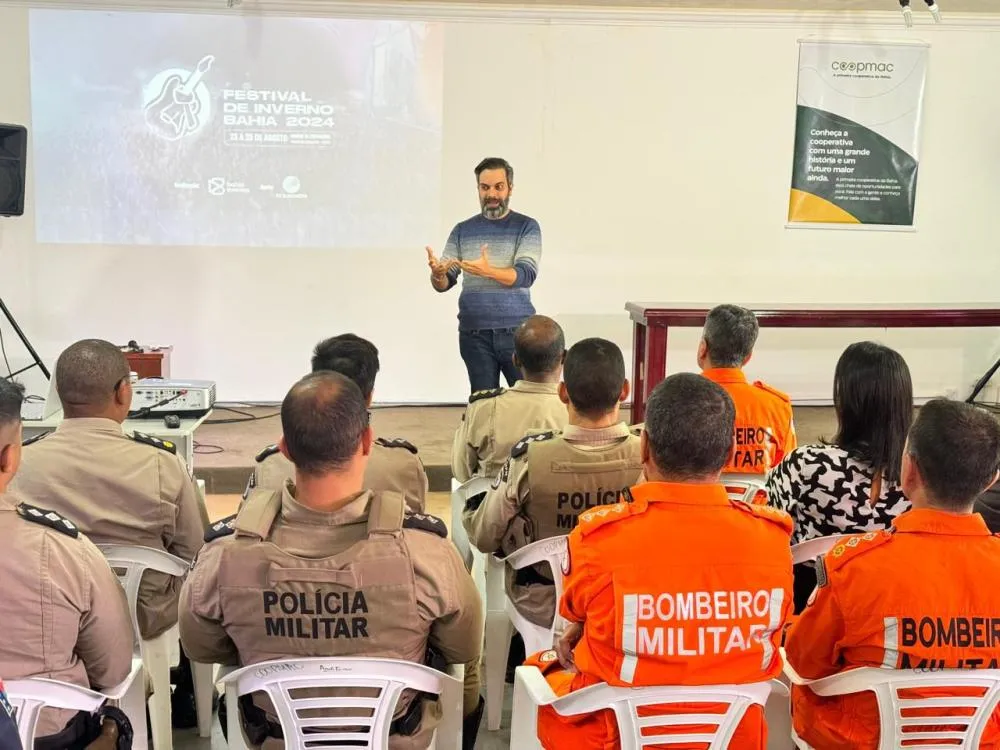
[626,302,1000,423]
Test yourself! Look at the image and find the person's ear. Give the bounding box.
[620,379,631,404]
[742,352,753,367]
[366,391,374,408]
[986,469,1000,493]
[360,425,374,457]
[0,439,21,478]
[114,378,132,408]
[560,349,567,364]
[640,430,650,465]
[513,353,522,370]
[277,436,292,462]
[558,382,570,406]
[901,451,919,493]
[697,339,708,368]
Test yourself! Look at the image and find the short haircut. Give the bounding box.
[281,371,369,476]
[644,373,735,479]
[702,305,760,368]
[907,399,1000,509]
[514,315,565,376]
[311,334,380,401]
[475,157,513,186]
[563,338,626,418]
[55,339,130,409]
[0,379,25,431]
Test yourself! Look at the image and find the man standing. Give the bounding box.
[427,157,543,393]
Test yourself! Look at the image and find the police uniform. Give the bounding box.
[248,437,428,513]
[451,381,567,483]
[530,481,793,750]
[785,509,1000,749]
[702,368,796,474]
[0,492,133,738]
[12,417,209,639]
[463,423,642,627]
[179,484,483,750]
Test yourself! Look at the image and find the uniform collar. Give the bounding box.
[509,380,560,395]
[280,483,372,527]
[55,417,124,435]
[892,507,992,537]
[702,368,747,385]
[628,481,731,507]
[563,422,632,444]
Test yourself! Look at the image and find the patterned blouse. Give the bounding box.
[765,443,911,545]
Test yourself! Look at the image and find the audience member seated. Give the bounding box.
[785,398,1000,750]
[464,337,642,629]
[452,315,568,483]
[180,372,485,750]
[698,304,796,474]
[526,373,793,750]
[12,339,209,722]
[766,341,912,611]
[0,379,133,745]
[249,333,428,512]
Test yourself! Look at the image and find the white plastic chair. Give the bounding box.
[790,534,851,565]
[483,535,569,731]
[6,659,145,750]
[783,663,1000,749]
[98,544,216,749]
[721,473,767,505]
[511,665,773,750]
[217,657,464,750]
[451,476,492,569]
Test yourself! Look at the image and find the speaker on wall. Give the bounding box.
[0,124,27,217]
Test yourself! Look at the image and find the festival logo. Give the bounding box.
[143,55,215,141]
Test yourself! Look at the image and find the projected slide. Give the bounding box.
[29,10,443,247]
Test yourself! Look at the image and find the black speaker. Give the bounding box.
[0,124,27,217]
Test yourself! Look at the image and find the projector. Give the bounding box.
[130,378,217,418]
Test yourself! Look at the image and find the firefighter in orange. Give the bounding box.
[525,372,794,749]
[697,304,795,473]
[785,398,1000,750]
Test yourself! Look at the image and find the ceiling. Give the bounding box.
[375,0,1000,12]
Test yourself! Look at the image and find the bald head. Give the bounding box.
[281,371,370,477]
[514,315,565,379]
[56,339,130,418]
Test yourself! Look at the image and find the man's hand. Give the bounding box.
[555,622,583,672]
[459,245,493,278]
[426,246,457,277]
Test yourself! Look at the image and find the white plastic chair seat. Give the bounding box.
[217,657,464,750]
[721,473,767,504]
[790,534,851,565]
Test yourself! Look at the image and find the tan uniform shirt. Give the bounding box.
[179,485,483,750]
[0,491,133,737]
[248,438,428,512]
[12,418,209,639]
[451,381,568,483]
[463,423,643,627]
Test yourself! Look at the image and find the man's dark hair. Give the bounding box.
[564,338,626,418]
[0,379,25,431]
[832,341,913,482]
[644,373,735,479]
[907,399,1000,509]
[311,334,380,401]
[55,339,130,411]
[702,305,760,368]
[474,157,513,186]
[281,371,369,476]
[514,315,565,377]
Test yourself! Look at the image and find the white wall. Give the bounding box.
[2,2,999,403]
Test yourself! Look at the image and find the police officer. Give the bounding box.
[786,399,1000,750]
[250,334,428,512]
[12,339,209,722]
[452,315,568,483]
[0,379,133,743]
[528,373,794,750]
[464,338,642,628]
[180,372,484,750]
[697,304,796,473]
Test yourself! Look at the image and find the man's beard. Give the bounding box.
[481,197,509,219]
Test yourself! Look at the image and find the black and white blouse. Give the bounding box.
[765,443,911,545]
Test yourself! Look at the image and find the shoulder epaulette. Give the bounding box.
[255,444,280,463]
[469,388,505,404]
[729,498,794,535]
[17,503,79,538]
[403,511,447,538]
[825,530,894,572]
[576,501,634,537]
[205,513,237,542]
[130,431,177,454]
[375,437,418,455]
[510,430,557,459]
[752,380,791,404]
[21,431,50,447]
[630,423,644,437]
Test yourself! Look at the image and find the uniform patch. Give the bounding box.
[21,431,50,447]
[539,650,558,664]
[815,555,828,588]
[17,503,79,538]
[510,431,557,459]
[403,512,447,538]
[469,388,505,403]
[205,514,237,542]
[255,444,280,463]
[130,431,177,454]
[375,437,418,454]
[491,458,512,489]
[561,546,572,577]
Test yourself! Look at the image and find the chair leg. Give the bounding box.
[765,685,794,750]
[120,660,150,750]
[226,684,249,750]
[510,668,544,750]
[192,661,216,738]
[141,633,173,750]
[483,610,514,731]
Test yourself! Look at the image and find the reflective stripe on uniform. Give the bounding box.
[883,616,899,668]
[760,587,785,670]
[620,594,639,684]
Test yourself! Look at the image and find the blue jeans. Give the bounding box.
[459,328,521,393]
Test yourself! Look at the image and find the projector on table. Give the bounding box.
[129,378,216,418]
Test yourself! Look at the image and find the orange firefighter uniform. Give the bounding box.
[530,481,794,749]
[785,508,1000,750]
[702,368,796,474]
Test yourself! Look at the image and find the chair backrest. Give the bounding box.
[790,534,851,565]
[450,477,494,568]
[721,474,767,505]
[493,536,569,655]
[5,678,106,750]
[802,667,1000,750]
[218,657,454,750]
[550,679,772,750]
[98,544,191,646]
